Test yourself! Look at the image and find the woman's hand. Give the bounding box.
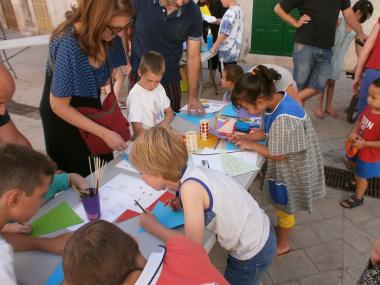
[103,130,128,151]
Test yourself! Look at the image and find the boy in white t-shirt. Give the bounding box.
[210,0,244,67]
[0,144,70,285]
[126,51,174,137]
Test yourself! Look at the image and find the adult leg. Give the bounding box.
[301,47,332,103]
[0,111,31,147]
[163,81,181,113]
[292,43,314,103]
[325,79,337,117]
[315,92,326,119]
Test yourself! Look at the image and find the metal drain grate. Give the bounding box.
[324,166,380,199]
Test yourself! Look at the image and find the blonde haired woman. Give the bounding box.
[40,0,133,176]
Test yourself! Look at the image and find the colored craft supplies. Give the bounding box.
[185,131,198,153]
[199,119,210,140]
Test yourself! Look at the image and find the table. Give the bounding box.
[13,107,265,285]
[0,33,49,78]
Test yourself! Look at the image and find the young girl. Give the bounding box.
[341,78,380,208]
[229,66,326,255]
[221,63,244,101]
[130,126,275,285]
[316,0,373,119]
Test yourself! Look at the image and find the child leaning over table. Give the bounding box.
[221,63,244,101]
[130,126,276,285]
[2,171,89,234]
[0,144,71,285]
[228,66,326,256]
[63,220,228,285]
[341,78,380,209]
[126,50,174,137]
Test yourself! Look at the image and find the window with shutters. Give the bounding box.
[250,0,299,56]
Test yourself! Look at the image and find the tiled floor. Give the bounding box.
[4,29,379,285]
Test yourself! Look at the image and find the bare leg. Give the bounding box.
[299,87,320,102]
[314,91,326,119]
[0,120,32,147]
[276,226,292,255]
[354,176,368,200]
[325,79,337,117]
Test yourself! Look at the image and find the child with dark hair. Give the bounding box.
[63,220,228,285]
[229,65,326,255]
[221,64,244,101]
[341,78,380,208]
[0,144,70,284]
[126,50,174,136]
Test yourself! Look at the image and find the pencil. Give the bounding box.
[134,199,147,213]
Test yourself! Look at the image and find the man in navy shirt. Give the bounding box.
[130,0,204,113]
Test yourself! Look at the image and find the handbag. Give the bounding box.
[76,53,130,155]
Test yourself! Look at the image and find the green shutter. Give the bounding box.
[250,0,298,56]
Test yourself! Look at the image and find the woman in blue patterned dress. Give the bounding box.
[40,0,133,176]
[228,65,326,255]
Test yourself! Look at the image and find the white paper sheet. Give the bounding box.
[67,174,164,231]
[203,15,217,23]
[180,102,227,114]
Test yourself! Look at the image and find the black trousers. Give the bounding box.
[39,70,113,177]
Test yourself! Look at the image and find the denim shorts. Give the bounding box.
[224,226,276,285]
[293,42,333,91]
[357,68,380,116]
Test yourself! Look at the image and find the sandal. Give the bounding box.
[340,194,364,209]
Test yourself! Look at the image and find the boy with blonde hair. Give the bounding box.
[130,126,275,285]
[0,144,70,284]
[126,51,174,137]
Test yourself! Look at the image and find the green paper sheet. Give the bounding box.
[30,202,83,237]
[220,153,259,177]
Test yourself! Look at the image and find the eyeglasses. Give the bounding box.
[107,25,125,36]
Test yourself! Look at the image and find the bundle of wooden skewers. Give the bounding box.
[72,156,107,198]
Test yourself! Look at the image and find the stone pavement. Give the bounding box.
[3,30,379,284]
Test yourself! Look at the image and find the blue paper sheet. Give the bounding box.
[139,202,184,233]
[175,112,214,126]
[220,103,238,117]
[45,261,64,285]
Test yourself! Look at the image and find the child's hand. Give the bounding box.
[165,197,182,211]
[235,139,255,151]
[139,212,159,232]
[69,173,90,191]
[349,132,359,142]
[353,138,366,149]
[1,222,32,234]
[227,133,243,143]
[295,14,311,28]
